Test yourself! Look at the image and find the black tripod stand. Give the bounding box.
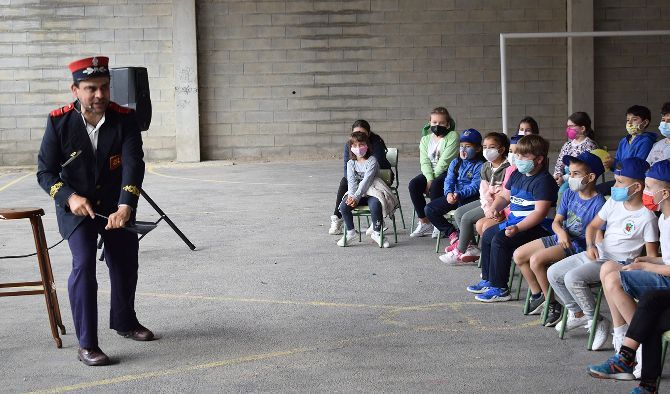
[98,188,196,260]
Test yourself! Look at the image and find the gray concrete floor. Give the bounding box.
[0,158,641,393]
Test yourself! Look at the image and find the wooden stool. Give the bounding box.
[0,207,66,348]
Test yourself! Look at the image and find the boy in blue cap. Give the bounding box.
[513,151,606,320]
[588,160,670,383]
[425,129,484,241]
[548,157,659,351]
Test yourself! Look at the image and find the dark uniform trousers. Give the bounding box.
[68,217,139,348]
[37,100,145,349]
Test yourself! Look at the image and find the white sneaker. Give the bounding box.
[329,215,343,235]
[613,332,625,353]
[431,227,440,239]
[555,311,590,332]
[337,230,357,247]
[371,231,390,248]
[461,245,482,263]
[634,346,642,379]
[410,222,434,237]
[366,224,388,236]
[590,318,611,351]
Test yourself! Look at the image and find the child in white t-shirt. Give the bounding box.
[547,158,659,350]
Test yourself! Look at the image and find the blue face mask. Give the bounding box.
[460,146,476,160]
[611,183,635,202]
[659,121,670,138]
[515,158,535,175]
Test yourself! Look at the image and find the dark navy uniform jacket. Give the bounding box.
[37,100,145,239]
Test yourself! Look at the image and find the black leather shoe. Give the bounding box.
[78,347,111,366]
[117,324,155,341]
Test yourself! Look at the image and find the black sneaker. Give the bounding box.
[526,294,545,315]
[543,302,563,327]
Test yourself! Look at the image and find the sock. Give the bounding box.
[531,292,543,300]
[614,324,629,337]
[619,345,636,364]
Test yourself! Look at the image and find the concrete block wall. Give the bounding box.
[0,0,176,166]
[593,0,670,152]
[196,0,569,161]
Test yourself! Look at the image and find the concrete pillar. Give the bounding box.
[567,0,594,120]
[173,0,200,162]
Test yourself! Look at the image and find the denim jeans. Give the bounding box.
[339,196,382,232]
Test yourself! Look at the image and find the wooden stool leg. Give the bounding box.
[30,215,64,348]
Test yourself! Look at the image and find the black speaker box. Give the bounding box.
[109,67,152,131]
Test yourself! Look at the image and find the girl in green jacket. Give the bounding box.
[409,106,459,238]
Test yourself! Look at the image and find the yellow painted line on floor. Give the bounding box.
[146,165,298,186]
[26,347,313,394]
[0,172,32,193]
[133,290,393,310]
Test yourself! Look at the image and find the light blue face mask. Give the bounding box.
[515,158,535,175]
[611,183,635,202]
[460,146,476,160]
[659,121,670,138]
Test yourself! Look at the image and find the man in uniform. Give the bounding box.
[37,56,154,366]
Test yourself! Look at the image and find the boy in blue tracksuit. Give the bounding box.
[425,129,484,240]
[606,105,658,171]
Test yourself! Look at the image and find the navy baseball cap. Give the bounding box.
[460,128,482,144]
[562,151,605,178]
[614,157,650,180]
[647,159,670,183]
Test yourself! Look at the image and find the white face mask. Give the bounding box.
[568,176,586,192]
[483,148,500,162]
[518,130,526,136]
[507,152,516,166]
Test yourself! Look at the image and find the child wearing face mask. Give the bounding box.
[553,112,599,187]
[646,102,670,166]
[338,131,397,248]
[590,160,670,381]
[409,107,459,238]
[603,105,657,171]
[516,116,540,137]
[439,132,510,265]
[547,157,659,352]
[467,135,559,302]
[425,129,485,249]
[474,134,522,237]
[513,152,606,323]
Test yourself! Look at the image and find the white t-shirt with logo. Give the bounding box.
[660,213,670,265]
[596,198,659,261]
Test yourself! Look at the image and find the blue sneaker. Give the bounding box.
[466,280,491,294]
[475,287,511,302]
[587,353,635,380]
[630,385,657,394]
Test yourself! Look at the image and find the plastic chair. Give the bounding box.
[558,283,603,350]
[434,210,456,253]
[343,169,398,248]
[385,148,405,229]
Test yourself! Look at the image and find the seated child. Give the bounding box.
[338,131,398,248]
[424,129,484,253]
[598,159,670,377]
[475,134,521,236]
[547,157,659,351]
[604,105,657,171]
[440,132,510,265]
[409,107,459,238]
[646,102,670,165]
[467,134,558,302]
[513,151,606,321]
[553,112,599,187]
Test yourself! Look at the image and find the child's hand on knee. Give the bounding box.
[504,225,519,237]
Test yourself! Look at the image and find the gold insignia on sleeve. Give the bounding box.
[49,181,64,198]
[122,185,141,197]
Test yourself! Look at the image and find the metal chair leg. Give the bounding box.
[435,231,441,253]
[541,286,554,325]
[522,287,532,315]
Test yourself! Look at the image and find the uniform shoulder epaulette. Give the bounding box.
[109,102,133,114]
[49,102,75,118]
